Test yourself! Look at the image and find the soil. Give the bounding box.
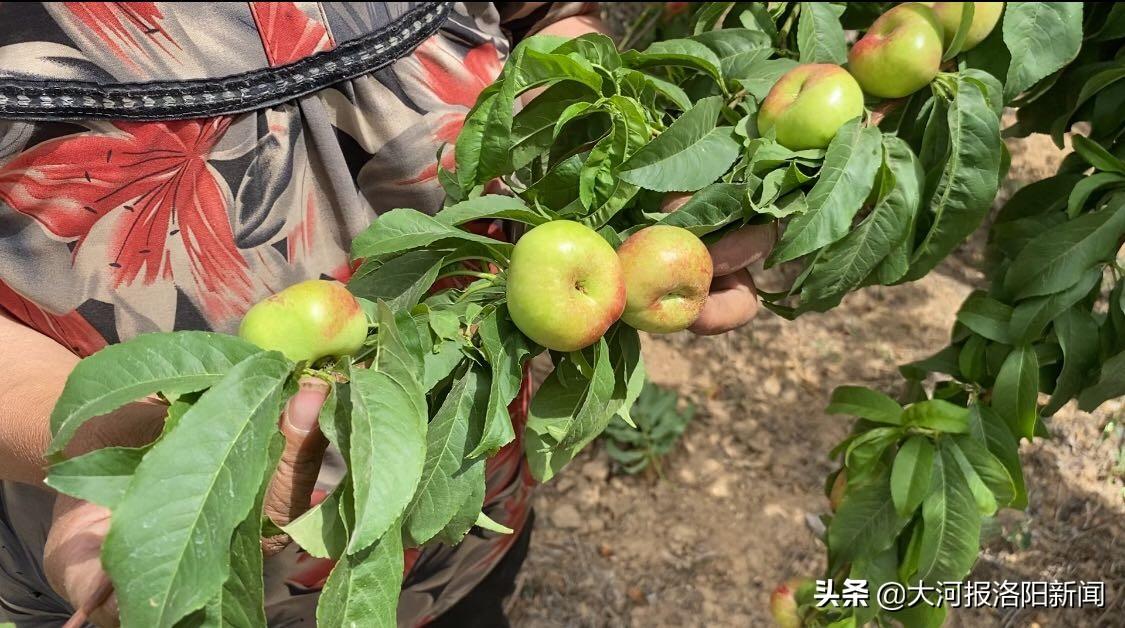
[506,124,1125,626]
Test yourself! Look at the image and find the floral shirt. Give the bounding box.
[0,3,594,625]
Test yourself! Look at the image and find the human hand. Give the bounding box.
[660,194,778,336]
[43,376,331,627]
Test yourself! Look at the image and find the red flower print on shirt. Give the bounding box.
[0,118,255,325]
[250,2,335,67]
[394,38,503,186]
[62,2,179,68]
[0,281,107,358]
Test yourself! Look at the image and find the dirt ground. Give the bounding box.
[506,126,1125,626]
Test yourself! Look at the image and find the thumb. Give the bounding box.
[264,376,330,539]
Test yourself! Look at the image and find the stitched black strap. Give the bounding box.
[0,2,452,121]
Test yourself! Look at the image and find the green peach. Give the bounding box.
[239,280,368,363]
[618,225,713,333]
[848,3,945,98]
[506,220,626,352]
[758,64,865,150]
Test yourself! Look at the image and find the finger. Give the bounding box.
[708,222,778,276]
[264,377,330,532]
[44,497,120,627]
[688,269,760,335]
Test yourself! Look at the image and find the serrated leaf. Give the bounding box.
[436,195,550,227]
[349,250,445,311]
[317,524,404,628]
[404,367,490,546]
[618,96,740,192]
[629,39,723,83]
[967,405,1026,509]
[797,2,847,64]
[690,28,774,76]
[102,351,293,628]
[827,466,911,570]
[1043,307,1100,415]
[956,292,1014,344]
[907,76,1001,279]
[1003,205,1125,300]
[800,135,922,305]
[347,305,428,554]
[1002,2,1084,100]
[656,182,747,236]
[45,446,145,509]
[432,461,487,546]
[350,208,512,262]
[769,120,882,265]
[891,436,936,517]
[914,445,982,584]
[952,434,1016,509]
[47,332,261,456]
[902,400,971,434]
[283,477,349,560]
[1078,350,1125,412]
[825,386,904,425]
[469,307,535,458]
[731,58,800,100]
[1008,268,1101,343]
[948,438,998,515]
[992,345,1040,440]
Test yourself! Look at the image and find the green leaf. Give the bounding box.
[948,438,998,515]
[900,345,962,380]
[952,434,1016,509]
[906,75,1001,279]
[845,427,903,477]
[102,351,294,628]
[628,39,723,84]
[283,477,349,559]
[511,82,597,166]
[349,250,444,311]
[403,367,490,546]
[433,461,486,545]
[618,96,741,192]
[455,71,518,190]
[827,466,911,570]
[347,305,427,554]
[350,208,512,262]
[914,444,982,584]
[955,292,1014,344]
[1008,268,1100,344]
[317,524,404,628]
[825,386,904,425]
[436,195,550,227]
[797,2,847,64]
[902,400,971,434]
[731,58,800,100]
[968,405,1026,509]
[1002,2,1083,100]
[45,446,145,509]
[525,339,618,482]
[656,182,747,236]
[891,436,936,517]
[992,345,1040,440]
[941,0,975,60]
[1078,350,1125,412]
[689,28,773,76]
[1072,134,1125,174]
[470,307,536,458]
[800,135,922,304]
[1044,307,1101,415]
[47,332,260,456]
[1067,172,1125,219]
[1003,205,1125,299]
[769,120,882,265]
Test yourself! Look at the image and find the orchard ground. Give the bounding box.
[507,124,1125,627]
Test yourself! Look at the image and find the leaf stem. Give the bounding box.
[437,270,498,282]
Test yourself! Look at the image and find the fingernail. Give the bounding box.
[284,378,329,435]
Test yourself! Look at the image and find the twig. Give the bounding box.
[63,577,114,628]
